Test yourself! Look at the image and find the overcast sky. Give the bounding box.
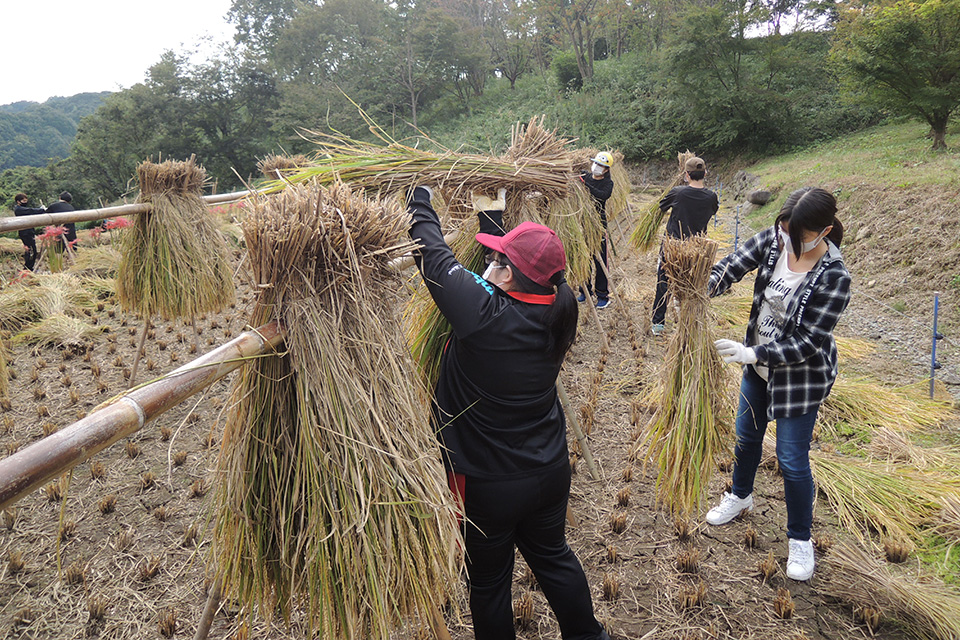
[2,0,234,106]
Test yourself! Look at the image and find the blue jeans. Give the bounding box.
[730,366,817,540]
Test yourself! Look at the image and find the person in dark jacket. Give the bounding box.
[577,152,615,309]
[407,186,610,640]
[705,187,851,582]
[651,156,719,334]
[45,191,77,251]
[13,193,44,271]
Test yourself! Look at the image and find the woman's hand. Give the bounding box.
[714,339,757,365]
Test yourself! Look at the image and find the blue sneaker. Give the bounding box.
[651,323,665,336]
[576,292,587,303]
[596,297,611,310]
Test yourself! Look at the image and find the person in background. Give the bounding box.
[407,185,610,640]
[45,191,77,251]
[577,152,614,309]
[705,187,851,582]
[650,156,718,334]
[13,193,44,271]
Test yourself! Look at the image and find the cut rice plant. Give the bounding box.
[214,181,461,638]
[14,314,103,349]
[630,150,698,252]
[835,336,877,361]
[822,541,960,640]
[635,235,732,517]
[712,294,752,327]
[868,427,960,470]
[819,378,954,439]
[267,116,574,211]
[258,153,310,179]
[811,453,960,546]
[118,156,235,320]
[67,245,121,278]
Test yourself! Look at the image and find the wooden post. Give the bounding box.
[0,322,283,511]
[557,382,600,481]
[193,578,222,640]
[128,318,151,389]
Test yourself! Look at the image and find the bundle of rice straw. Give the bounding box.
[405,120,601,388]
[810,453,960,546]
[868,427,960,470]
[15,314,103,349]
[634,235,731,516]
[68,245,121,278]
[0,273,112,334]
[214,181,461,637]
[630,150,698,252]
[573,148,632,220]
[265,116,573,211]
[822,541,960,640]
[819,377,954,437]
[258,153,311,179]
[118,156,234,320]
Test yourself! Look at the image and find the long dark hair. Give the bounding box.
[775,187,844,257]
[498,253,578,363]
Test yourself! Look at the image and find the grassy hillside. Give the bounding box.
[733,120,960,335]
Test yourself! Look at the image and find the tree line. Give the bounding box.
[4,0,959,210]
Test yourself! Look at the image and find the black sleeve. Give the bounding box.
[659,188,677,212]
[583,175,613,202]
[408,191,505,340]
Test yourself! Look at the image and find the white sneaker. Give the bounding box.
[787,538,815,581]
[705,491,754,525]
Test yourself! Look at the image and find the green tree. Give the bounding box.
[832,0,960,149]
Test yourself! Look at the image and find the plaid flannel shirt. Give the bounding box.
[708,226,852,420]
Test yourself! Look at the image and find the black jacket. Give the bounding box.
[45,201,77,242]
[408,189,568,479]
[14,204,44,242]
[660,185,718,239]
[581,172,613,222]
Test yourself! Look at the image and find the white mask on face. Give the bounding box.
[778,227,791,249]
[802,231,827,253]
[482,263,506,282]
[591,162,604,176]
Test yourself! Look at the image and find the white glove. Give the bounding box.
[471,188,507,212]
[714,339,757,365]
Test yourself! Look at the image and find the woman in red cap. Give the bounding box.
[408,186,609,640]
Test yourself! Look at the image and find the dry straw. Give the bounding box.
[118,156,234,320]
[819,377,954,437]
[811,453,960,546]
[68,245,121,278]
[257,153,311,179]
[215,181,461,638]
[0,273,112,334]
[634,235,732,516]
[822,541,960,640]
[631,150,698,251]
[0,337,7,398]
[404,119,601,388]
[14,314,103,349]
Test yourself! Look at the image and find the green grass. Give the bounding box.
[741,120,960,227]
[917,537,960,586]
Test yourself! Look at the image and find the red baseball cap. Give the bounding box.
[476,221,566,288]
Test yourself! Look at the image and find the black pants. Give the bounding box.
[20,234,37,271]
[651,258,670,325]
[463,463,603,640]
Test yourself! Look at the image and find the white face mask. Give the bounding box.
[780,226,826,254]
[482,263,506,282]
[591,162,604,176]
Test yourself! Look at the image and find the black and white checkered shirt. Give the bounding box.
[708,226,852,420]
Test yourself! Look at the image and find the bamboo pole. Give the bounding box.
[193,578,222,640]
[0,190,252,235]
[557,382,600,481]
[0,322,282,512]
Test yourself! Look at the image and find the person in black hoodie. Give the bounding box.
[13,193,44,271]
[45,191,77,251]
[577,152,615,309]
[408,185,610,640]
[650,156,718,334]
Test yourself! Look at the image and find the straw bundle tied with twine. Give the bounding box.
[630,150,698,252]
[404,119,602,388]
[634,235,732,517]
[822,541,960,640]
[118,156,234,320]
[214,181,461,638]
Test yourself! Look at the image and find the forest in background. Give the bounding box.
[3,0,959,209]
